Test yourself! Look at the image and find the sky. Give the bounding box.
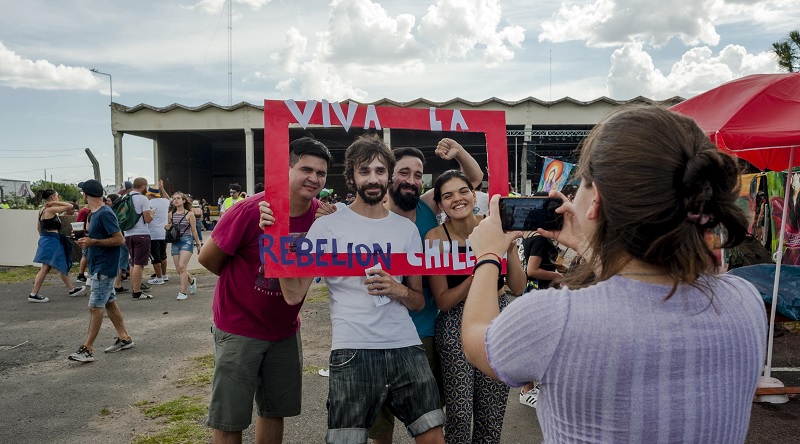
[0,0,797,189]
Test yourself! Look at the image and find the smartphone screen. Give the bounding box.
[499,197,564,232]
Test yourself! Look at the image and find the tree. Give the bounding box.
[29,180,82,203]
[772,30,800,72]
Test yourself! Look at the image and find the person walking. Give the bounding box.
[68,180,134,363]
[166,192,201,300]
[462,105,768,443]
[147,184,171,285]
[28,189,87,302]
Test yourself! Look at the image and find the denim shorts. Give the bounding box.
[88,273,116,308]
[207,326,303,431]
[326,346,445,443]
[119,244,129,270]
[170,234,194,256]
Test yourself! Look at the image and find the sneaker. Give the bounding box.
[114,286,128,294]
[147,277,165,285]
[140,283,151,290]
[189,277,197,294]
[104,337,134,353]
[68,345,94,363]
[121,271,129,281]
[76,274,87,283]
[132,292,153,301]
[162,274,170,282]
[150,273,157,279]
[69,286,88,297]
[519,386,539,409]
[28,294,49,303]
[177,292,188,300]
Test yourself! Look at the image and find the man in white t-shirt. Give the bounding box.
[125,177,155,300]
[146,182,171,285]
[280,135,445,443]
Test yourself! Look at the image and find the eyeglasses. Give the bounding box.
[229,190,237,194]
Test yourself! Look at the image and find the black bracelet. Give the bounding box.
[472,258,502,276]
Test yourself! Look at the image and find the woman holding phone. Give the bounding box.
[462,106,767,443]
[424,169,526,443]
[165,192,201,300]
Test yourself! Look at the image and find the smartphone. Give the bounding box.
[499,197,564,232]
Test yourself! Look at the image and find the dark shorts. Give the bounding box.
[368,336,444,439]
[207,326,303,431]
[326,346,444,443]
[125,234,151,266]
[149,239,167,263]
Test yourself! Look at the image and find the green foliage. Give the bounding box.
[0,266,41,283]
[3,193,36,209]
[29,180,82,203]
[772,30,800,72]
[138,396,207,422]
[131,421,210,444]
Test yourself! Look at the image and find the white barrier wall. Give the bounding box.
[0,209,206,271]
[0,210,40,267]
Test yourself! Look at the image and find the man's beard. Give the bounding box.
[357,182,388,206]
[390,183,420,212]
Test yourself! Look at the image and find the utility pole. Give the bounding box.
[85,148,101,181]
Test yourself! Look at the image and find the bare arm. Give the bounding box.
[279,277,314,305]
[504,242,527,295]
[76,231,125,248]
[430,273,471,312]
[198,236,227,276]
[421,138,485,210]
[187,212,201,251]
[526,255,563,284]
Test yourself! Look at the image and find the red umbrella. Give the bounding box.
[670,73,800,171]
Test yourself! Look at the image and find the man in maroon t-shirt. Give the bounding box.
[199,137,331,444]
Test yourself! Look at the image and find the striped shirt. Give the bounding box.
[486,274,767,443]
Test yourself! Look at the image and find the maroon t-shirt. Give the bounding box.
[211,192,321,341]
[76,207,91,223]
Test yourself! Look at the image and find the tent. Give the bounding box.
[671,73,800,402]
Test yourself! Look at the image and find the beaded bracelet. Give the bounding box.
[471,258,502,276]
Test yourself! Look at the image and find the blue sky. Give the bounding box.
[0,0,797,188]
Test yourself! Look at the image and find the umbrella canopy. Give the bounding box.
[670,73,800,171]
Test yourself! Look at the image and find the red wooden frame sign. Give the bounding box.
[261,99,508,277]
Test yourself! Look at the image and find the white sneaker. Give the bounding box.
[189,277,197,294]
[162,274,170,282]
[520,386,539,409]
[147,277,165,285]
[68,286,88,297]
[177,292,188,300]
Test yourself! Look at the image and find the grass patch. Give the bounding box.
[306,285,329,303]
[0,266,41,283]
[138,396,207,423]
[99,408,112,416]
[303,364,326,375]
[784,322,800,333]
[175,354,215,388]
[131,420,210,444]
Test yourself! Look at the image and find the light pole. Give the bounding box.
[90,68,122,188]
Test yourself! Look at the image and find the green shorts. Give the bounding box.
[367,336,443,439]
[206,326,303,431]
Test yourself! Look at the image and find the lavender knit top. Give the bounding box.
[486,274,767,443]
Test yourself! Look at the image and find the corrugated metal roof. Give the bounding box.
[113,96,685,113]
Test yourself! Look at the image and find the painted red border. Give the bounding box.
[262,99,508,277]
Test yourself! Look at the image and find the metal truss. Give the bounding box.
[506,129,591,137]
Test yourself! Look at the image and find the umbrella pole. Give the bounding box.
[758,149,794,403]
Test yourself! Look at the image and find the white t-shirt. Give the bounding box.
[147,197,171,240]
[124,191,152,237]
[474,191,489,216]
[305,205,423,350]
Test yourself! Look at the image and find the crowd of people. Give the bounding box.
[25,104,769,443]
[27,177,215,363]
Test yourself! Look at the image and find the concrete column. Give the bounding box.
[152,139,160,183]
[113,131,124,188]
[383,128,392,148]
[245,128,255,195]
[520,124,532,195]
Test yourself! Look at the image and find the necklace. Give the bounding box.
[618,271,668,276]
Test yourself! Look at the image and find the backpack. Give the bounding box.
[112,193,141,231]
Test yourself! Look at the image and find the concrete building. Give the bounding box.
[109,96,682,199]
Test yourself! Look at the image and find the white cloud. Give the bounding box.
[270,27,308,72]
[418,0,525,66]
[275,57,368,101]
[0,42,99,91]
[607,41,779,99]
[539,0,721,48]
[188,0,272,14]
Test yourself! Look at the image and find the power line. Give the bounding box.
[0,164,91,175]
[0,154,77,159]
[0,148,84,152]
